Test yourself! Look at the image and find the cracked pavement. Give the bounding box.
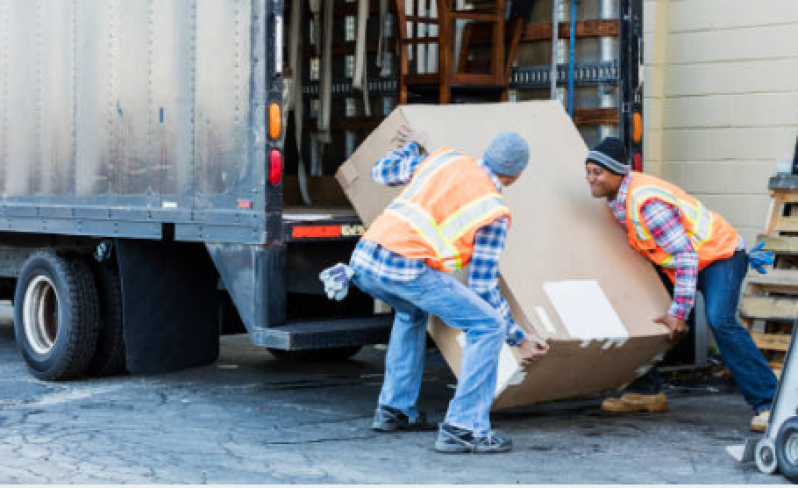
[0,302,788,484]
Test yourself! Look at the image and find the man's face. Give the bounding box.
[497,174,521,187]
[585,162,624,198]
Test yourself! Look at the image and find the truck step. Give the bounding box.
[253,315,394,351]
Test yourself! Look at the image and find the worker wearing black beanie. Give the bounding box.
[586,136,629,175]
[585,137,777,434]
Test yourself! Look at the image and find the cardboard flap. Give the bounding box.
[491,335,668,410]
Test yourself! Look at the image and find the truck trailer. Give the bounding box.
[0,0,643,380]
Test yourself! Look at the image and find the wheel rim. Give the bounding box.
[22,275,60,355]
[787,430,798,467]
[756,438,778,474]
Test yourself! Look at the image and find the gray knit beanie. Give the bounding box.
[483,132,530,177]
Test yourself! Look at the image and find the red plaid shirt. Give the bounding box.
[609,175,698,320]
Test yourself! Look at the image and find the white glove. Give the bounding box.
[319,263,355,301]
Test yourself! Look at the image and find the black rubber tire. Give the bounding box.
[776,416,798,483]
[13,251,100,380]
[267,346,363,362]
[86,263,126,377]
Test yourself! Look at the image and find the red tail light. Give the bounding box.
[269,149,283,185]
[633,152,643,172]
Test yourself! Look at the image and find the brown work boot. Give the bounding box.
[601,392,668,413]
[750,409,770,433]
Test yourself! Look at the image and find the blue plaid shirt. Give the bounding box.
[351,142,526,346]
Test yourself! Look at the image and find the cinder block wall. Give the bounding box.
[643,0,798,245]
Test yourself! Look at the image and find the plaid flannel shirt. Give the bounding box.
[351,142,526,346]
[609,174,698,320]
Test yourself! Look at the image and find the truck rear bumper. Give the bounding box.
[252,315,393,350]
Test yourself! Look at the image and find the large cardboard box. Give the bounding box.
[336,101,672,410]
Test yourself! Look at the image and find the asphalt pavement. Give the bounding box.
[0,302,787,484]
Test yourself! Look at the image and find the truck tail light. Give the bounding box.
[632,112,643,143]
[633,152,643,172]
[269,102,282,139]
[269,149,283,185]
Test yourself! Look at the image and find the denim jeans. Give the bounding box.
[628,251,777,413]
[353,267,506,436]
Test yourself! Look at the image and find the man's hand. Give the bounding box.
[749,241,775,274]
[516,336,549,365]
[653,314,688,341]
[394,124,428,150]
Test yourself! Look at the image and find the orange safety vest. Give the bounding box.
[364,147,512,272]
[625,172,739,282]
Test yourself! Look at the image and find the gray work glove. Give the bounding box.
[319,263,355,301]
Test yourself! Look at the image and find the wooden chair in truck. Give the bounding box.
[394,0,524,104]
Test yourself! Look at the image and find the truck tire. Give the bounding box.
[267,346,363,362]
[776,416,798,483]
[86,264,126,376]
[13,251,100,380]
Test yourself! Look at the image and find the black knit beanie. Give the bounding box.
[586,137,629,175]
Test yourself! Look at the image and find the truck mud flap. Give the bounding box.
[116,240,219,374]
[205,243,286,334]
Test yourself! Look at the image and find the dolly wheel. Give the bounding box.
[776,416,798,483]
[756,438,778,475]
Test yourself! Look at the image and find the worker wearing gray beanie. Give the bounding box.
[326,124,547,456]
[483,131,530,177]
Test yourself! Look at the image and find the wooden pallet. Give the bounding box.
[739,175,798,376]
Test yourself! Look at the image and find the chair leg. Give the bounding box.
[399,77,409,105]
[439,84,450,104]
[438,0,452,105]
[500,18,524,102]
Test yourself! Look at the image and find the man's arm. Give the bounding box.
[371,142,428,186]
[641,200,699,321]
[468,217,527,346]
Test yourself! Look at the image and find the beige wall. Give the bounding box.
[643,0,798,245]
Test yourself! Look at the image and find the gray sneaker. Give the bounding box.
[371,405,437,432]
[434,423,513,454]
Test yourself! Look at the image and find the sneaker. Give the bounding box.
[371,405,436,432]
[601,392,668,413]
[433,423,513,454]
[751,409,770,433]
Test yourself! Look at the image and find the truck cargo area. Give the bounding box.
[0,0,645,377]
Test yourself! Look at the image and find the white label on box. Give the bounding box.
[543,280,629,343]
[534,306,557,334]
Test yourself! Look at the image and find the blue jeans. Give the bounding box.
[629,251,777,413]
[353,267,505,436]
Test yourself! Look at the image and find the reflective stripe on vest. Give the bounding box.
[440,193,508,242]
[385,200,463,270]
[629,185,716,268]
[385,150,510,271]
[401,149,463,200]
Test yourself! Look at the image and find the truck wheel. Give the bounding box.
[267,346,363,362]
[776,416,798,483]
[13,251,100,380]
[86,264,126,376]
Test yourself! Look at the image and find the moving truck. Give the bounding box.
[0,0,643,379]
